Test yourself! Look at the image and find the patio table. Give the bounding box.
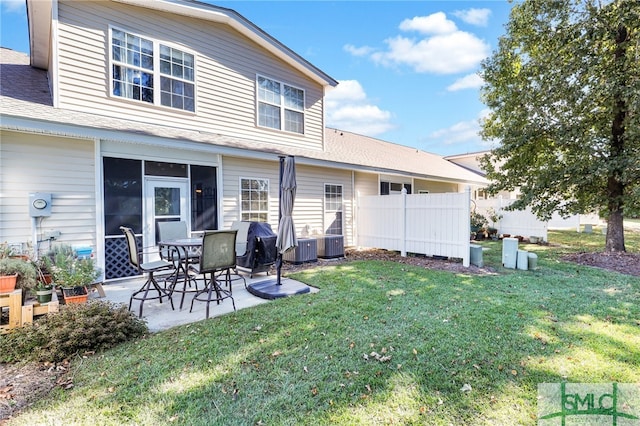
[159,238,202,309]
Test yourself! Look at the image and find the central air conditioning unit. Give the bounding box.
[283,238,317,264]
[317,235,344,259]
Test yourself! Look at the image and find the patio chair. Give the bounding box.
[189,230,241,318]
[120,226,175,318]
[157,221,200,260]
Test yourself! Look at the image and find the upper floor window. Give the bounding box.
[257,76,304,134]
[111,28,195,112]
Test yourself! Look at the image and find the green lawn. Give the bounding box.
[8,230,640,425]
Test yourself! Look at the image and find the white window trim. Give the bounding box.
[239,177,270,222]
[108,26,197,113]
[324,183,343,235]
[255,74,305,134]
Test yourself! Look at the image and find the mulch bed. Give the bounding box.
[562,251,640,276]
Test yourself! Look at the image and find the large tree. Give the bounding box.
[480,0,639,252]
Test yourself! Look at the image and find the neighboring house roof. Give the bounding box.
[26,0,338,88]
[444,151,491,177]
[326,129,488,185]
[0,47,487,186]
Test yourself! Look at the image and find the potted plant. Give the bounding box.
[33,256,54,285]
[34,279,54,304]
[470,211,488,240]
[486,208,503,240]
[0,257,37,295]
[52,245,100,304]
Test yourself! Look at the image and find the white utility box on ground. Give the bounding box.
[517,250,529,270]
[470,244,483,267]
[502,238,518,269]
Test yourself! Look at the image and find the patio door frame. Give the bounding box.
[143,177,189,262]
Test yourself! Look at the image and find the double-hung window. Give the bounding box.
[257,76,304,134]
[111,28,195,112]
[240,178,269,222]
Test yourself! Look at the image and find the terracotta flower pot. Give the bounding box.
[62,285,89,304]
[0,273,18,293]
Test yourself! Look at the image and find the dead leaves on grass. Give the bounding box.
[0,385,13,400]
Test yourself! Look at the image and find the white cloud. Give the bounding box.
[453,8,492,27]
[1,0,25,13]
[399,12,456,35]
[428,110,492,147]
[447,73,484,91]
[325,80,394,136]
[346,12,490,75]
[371,31,489,74]
[343,44,375,57]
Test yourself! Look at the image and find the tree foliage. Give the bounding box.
[480,0,640,251]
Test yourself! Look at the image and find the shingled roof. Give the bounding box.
[1,47,486,186]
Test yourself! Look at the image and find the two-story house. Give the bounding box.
[0,0,486,281]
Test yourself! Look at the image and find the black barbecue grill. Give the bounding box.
[235,221,278,277]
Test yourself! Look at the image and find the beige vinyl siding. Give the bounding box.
[414,180,459,193]
[55,1,325,152]
[221,157,279,230]
[100,140,221,167]
[221,158,354,245]
[295,165,352,239]
[354,172,380,197]
[0,131,97,249]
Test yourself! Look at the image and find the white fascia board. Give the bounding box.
[27,0,53,69]
[113,0,338,88]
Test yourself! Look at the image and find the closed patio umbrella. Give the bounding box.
[247,156,310,299]
[276,156,298,266]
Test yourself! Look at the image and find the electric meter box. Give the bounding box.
[29,193,52,217]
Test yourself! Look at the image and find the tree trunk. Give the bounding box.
[606,24,627,253]
[606,209,625,252]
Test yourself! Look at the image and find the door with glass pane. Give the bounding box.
[144,178,189,260]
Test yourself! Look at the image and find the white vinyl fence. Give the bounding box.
[474,198,548,241]
[357,188,471,267]
[475,199,602,240]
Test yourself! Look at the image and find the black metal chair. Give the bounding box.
[189,230,240,318]
[120,226,175,318]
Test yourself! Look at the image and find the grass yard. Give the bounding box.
[7,230,640,425]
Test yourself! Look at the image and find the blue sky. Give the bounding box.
[0,0,513,156]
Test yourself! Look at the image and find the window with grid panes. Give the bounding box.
[111,28,195,112]
[240,178,269,222]
[324,184,343,235]
[257,76,304,134]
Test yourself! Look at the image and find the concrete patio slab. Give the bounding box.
[99,271,316,332]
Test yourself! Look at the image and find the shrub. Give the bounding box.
[0,257,37,292]
[50,245,100,288]
[0,301,148,363]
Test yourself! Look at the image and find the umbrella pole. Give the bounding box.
[276,257,282,286]
[276,156,284,286]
